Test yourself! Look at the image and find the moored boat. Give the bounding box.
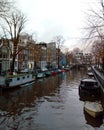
[87,72,94,77]
[36,72,45,79]
[0,73,35,89]
[84,101,103,118]
[51,70,57,76]
[79,78,100,96]
[45,71,51,77]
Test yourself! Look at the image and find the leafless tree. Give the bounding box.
[73,47,81,54]
[84,0,104,69]
[64,48,70,65]
[66,50,76,66]
[0,0,15,47]
[52,35,64,48]
[0,0,13,17]
[92,40,104,68]
[52,35,65,68]
[1,10,27,72]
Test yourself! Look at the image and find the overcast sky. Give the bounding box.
[16,0,99,50]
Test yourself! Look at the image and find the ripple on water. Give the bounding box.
[0,69,104,130]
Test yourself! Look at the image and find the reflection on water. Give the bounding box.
[62,72,66,80]
[0,68,104,130]
[0,74,63,130]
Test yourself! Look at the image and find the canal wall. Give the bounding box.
[92,66,104,91]
[92,66,104,107]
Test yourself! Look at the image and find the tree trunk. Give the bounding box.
[10,56,16,72]
[58,56,59,68]
[102,57,104,70]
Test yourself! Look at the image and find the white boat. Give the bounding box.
[84,101,103,118]
[0,73,35,89]
[36,72,45,79]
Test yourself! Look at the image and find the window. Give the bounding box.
[22,77,25,79]
[17,77,20,80]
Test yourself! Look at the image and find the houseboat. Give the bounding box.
[0,73,35,89]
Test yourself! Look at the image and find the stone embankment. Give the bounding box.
[92,66,104,107]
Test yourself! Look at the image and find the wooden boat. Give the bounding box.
[0,73,35,89]
[79,78,100,96]
[84,101,103,118]
[84,107,103,127]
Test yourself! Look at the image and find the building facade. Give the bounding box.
[47,42,57,68]
[0,36,64,74]
[0,39,10,73]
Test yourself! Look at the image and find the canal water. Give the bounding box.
[0,68,104,130]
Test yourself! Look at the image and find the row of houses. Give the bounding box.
[0,34,64,73]
[0,33,93,74]
[74,52,92,65]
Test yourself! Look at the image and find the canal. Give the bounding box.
[0,68,104,130]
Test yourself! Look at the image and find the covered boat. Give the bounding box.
[84,101,103,118]
[79,78,100,96]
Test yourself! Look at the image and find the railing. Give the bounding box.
[92,66,104,92]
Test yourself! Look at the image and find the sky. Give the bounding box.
[16,0,99,51]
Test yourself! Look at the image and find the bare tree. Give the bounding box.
[1,10,27,72]
[64,48,70,65]
[52,35,65,68]
[0,0,15,48]
[66,50,77,66]
[52,35,64,48]
[92,40,104,68]
[84,0,104,70]
[0,0,13,17]
[73,47,81,54]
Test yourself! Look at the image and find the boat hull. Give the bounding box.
[0,74,35,89]
[84,101,103,118]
